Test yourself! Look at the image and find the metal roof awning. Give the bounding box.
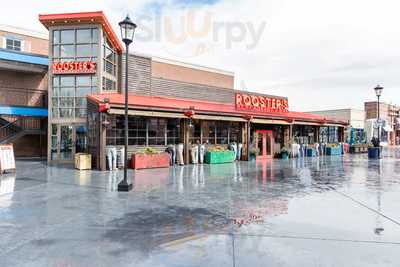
[0,49,48,66]
[0,106,48,117]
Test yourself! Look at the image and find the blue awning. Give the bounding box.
[0,49,48,66]
[0,106,48,117]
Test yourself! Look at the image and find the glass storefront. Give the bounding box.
[106,116,181,146]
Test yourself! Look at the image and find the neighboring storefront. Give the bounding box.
[40,11,348,169]
[0,25,48,157]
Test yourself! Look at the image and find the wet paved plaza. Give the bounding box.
[1,148,400,266]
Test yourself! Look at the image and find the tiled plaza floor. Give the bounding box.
[1,148,400,266]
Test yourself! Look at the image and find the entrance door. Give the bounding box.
[51,124,87,163]
[255,130,274,159]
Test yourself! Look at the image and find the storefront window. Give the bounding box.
[229,122,241,143]
[148,118,167,145]
[52,28,98,61]
[201,121,215,144]
[293,125,315,144]
[52,75,97,119]
[328,127,338,143]
[202,121,242,144]
[216,121,229,144]
[167,119,181,144]
[106,117,180,146]
[319,127,328,143]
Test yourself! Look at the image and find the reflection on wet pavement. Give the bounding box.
[1,148,400,266]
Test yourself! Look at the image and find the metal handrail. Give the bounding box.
[0,117,22,131]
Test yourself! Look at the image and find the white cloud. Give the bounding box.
[2,0,399,111]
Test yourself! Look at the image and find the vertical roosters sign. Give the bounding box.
[235,93,289,113]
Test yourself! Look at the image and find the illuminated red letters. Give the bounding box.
[235,93,289,113]
[52,61,97,74]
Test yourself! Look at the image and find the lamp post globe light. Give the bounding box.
[374,84,383,147]
[118,15,137,192]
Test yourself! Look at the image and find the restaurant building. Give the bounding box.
[38,11,347,170]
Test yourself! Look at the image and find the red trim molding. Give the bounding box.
[39,11,123,53]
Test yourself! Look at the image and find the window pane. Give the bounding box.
[60,30,75,43]
[60,45,75,58]
[53,77,60,87]
[59,108,74,118]
[52,98,58,107]
[76,87,92,97]
[76,109,86,118]
[92,76,97,86]
[103,77,115,90]
[105,61,115,75]
[52,108,59,118]
[59,98,74,107]
[52,45,59,58]
[76,44,92,57]
[60,76,74,87]
[75,97,87,107]
[92,28,99,42]
[76,76,91,86]
[53,30,60,43]
[105,47,113,61]
[76,29,91,43]
[60,87,75,97]
[6,39,13,46]
[91,44,98,56]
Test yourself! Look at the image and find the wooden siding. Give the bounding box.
[122,54,152,95]
[151,77,234,103]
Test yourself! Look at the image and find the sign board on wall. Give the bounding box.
[53,61,97,74]
[0,144,16,173]
[235,93,289,113]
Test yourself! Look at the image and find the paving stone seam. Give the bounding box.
[328,186,400,227]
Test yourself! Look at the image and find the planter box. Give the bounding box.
[306,148,316,157]
[350,144,368,154]
[74,153,91,170]
[368,147,381,159]
[131,153,170,170]
[205,151,235,164]
[326,146,342,156]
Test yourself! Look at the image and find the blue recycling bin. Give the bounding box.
[368,147,381,159]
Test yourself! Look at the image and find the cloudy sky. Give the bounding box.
[2,0,399,111]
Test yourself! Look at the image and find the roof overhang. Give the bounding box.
[87,93,348,126]
[0,106,48,117]
[39,11,123,53]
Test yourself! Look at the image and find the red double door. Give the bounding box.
[255,130,274,159]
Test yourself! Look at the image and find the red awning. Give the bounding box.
[87,93,348,125]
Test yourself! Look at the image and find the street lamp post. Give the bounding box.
[374,85,383,147]
[118,15,137,192]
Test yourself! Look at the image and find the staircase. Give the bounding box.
[0,116,46,144]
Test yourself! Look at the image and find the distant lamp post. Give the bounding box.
[118,15,137,192]
[374,85,384,147]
